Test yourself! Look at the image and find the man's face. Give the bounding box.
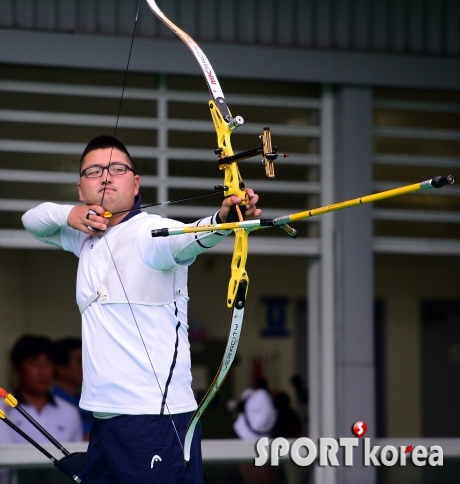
[15,353,54,396]
[56,348,83,390]
[78,148,140,216]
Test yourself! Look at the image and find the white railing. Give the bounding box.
[1,437,460,467]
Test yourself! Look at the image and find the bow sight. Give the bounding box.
[209,99,288,188]
[213,124,289,179]
[208,100,294,237]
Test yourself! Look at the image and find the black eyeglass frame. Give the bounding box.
[80,163,136,178]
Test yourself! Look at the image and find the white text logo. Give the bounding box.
[255,437,443,467]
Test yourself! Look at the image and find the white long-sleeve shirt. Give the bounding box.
[22,203,229,415]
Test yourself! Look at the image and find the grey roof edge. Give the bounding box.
[1,29,460,90]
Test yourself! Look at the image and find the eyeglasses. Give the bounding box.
[80,163,135,178]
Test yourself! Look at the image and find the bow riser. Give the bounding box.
[209,101,247,202]
[227,229,250,308]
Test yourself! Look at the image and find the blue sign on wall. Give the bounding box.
[260,296,289,337]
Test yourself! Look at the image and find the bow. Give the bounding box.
[143,0,294,463]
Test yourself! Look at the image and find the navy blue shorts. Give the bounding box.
[85,412,202,484]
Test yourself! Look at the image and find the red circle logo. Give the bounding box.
[352,421,367,437]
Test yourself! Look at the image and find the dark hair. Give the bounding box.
[53,338,82,366]
[80,136,134,171]
[11,335,53,368]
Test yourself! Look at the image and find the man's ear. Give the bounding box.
[78,181,85,202]
[134,175,140,196]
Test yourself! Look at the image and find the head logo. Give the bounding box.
[151,455,162,468]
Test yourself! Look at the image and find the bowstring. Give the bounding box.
[100,0,138,208]
[98,0,184,452]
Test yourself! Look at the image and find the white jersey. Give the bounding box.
[22,203,229,415]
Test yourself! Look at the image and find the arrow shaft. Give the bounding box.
[279,182,423,224]
[151,177,454,237]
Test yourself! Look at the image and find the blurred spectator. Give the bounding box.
[0,335,83,444]
[271,391,303,438]
[232,378,279,484]
[53,337,93,439]
[290,373,309,434]
[233,378,277,440]
[291,374,308,405]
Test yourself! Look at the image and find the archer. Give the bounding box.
[22,135,261,484]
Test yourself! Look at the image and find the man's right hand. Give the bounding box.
[68,205,108,234]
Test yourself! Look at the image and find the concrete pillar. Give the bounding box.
[308,85,375,484]
[335,85,375,483]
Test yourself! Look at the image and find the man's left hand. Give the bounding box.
[218,188,262,223]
